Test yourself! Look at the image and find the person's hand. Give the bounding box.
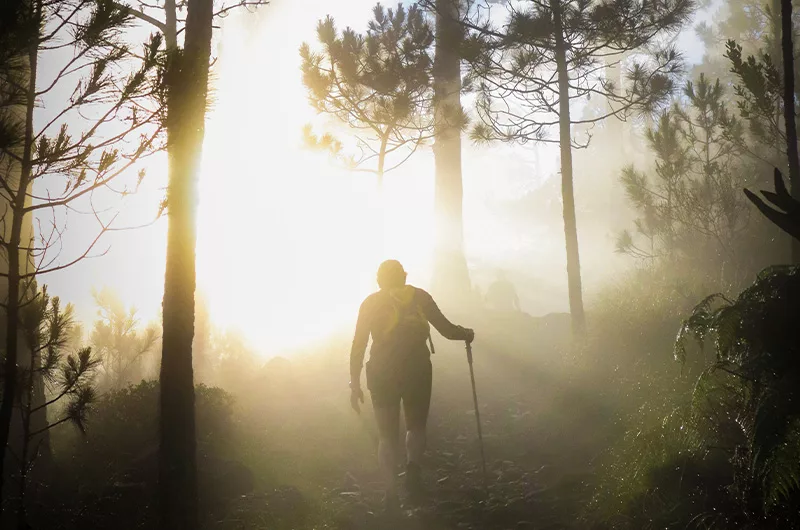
[463,327,475,344]
[350,386,364,414]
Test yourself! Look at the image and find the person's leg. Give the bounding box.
[404,358,433,464]
[402,358,433,495]
[367,360,402,506]
[372,395,401,503]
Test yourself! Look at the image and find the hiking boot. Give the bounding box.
[404,462,425,500]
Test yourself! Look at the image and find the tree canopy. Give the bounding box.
[300,3,442,184]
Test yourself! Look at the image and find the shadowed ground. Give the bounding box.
[31,309,617,529]
[208,310,613,530]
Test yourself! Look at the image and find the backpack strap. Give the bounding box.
[387,288,435,354]
[388,288,413,325]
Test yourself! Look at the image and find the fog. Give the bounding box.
[41,0,708,356]
[3,0,799,528]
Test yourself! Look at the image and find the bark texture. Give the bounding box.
[552,0,586,336]
[157,0,213,527]
[0,13,38,513]
[780,0,800,262]
[431,0,470,304]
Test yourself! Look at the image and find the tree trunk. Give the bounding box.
[192,294,210,383]
[552,0,586,337]
[0,19,38,515]
[604,49,633,155]
[781,0,800,262]
[604,52,625,151]
[0,227,22,523]
[376,135,387,258]
[15,308,52,529]
[772,0,783,65]
[431,0,470,304]
[28,348,49,443]
[16,347,36,529]
[377,132,388,191]
[157,0,212,527]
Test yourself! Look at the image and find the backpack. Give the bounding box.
[383,286,436,354]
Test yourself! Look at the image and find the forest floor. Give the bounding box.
[208,310,617,530]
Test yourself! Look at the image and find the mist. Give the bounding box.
[46,2,660,348]
[2,0,800,528]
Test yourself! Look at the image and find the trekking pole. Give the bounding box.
[465,341,488,492]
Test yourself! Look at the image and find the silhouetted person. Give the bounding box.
[485,271,520,312]
[350,260,474,509]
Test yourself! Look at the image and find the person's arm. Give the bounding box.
[350,298,371,388]
[420,290,473,341]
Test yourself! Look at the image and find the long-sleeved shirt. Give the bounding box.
[350,285,469,384]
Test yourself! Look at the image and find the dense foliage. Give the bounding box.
[42,381,239,529]
[617,74,780,289]
[90,288,159,392]
[300,3,441,183]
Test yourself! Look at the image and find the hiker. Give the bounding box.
[349,259,475,507]
[485,270,520,312]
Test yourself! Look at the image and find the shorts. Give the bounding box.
[366,355,432,432]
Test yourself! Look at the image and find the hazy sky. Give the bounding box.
[39,0,715,355]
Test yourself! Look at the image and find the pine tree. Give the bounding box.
[723,0,800,261]
[430,0,471,304]
[157,0,213,526]
[617,75,755,287]
[463,0,694,336]
[108,2,265,525]
[300,2,438,189]
[90,288,159,392]
[0,0,163,512]
[780,0,800,261]
[16,287,98,526]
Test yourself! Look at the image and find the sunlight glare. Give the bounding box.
[196,13,436,356]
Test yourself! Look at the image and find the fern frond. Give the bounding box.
[763,422,800,509]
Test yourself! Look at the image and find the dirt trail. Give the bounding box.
[205,310,617,530]
[224,310,604,530]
